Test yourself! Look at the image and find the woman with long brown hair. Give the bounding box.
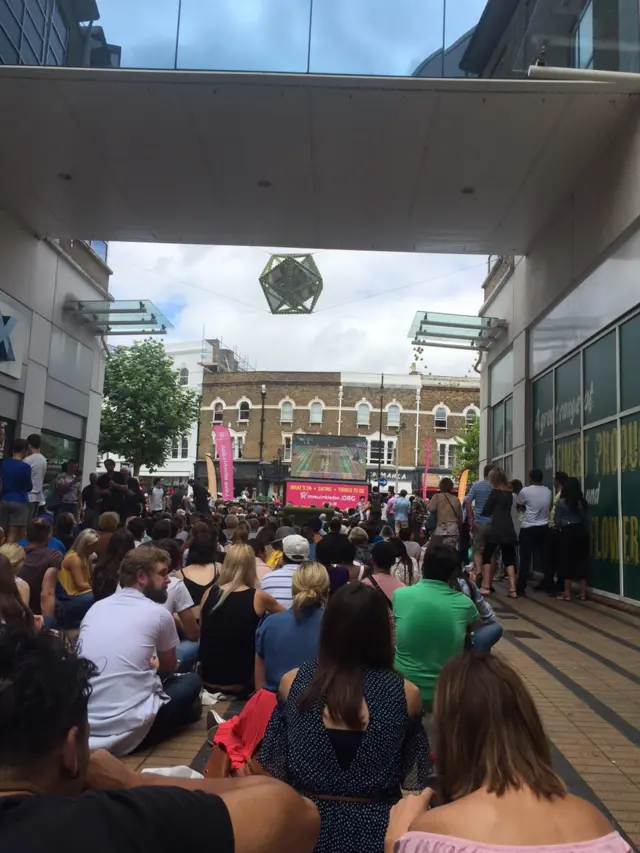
[0,553,35,628]
[386,653,627,853]
[480,467,518,598]
[259,582,430,853]
[427,478,462,551]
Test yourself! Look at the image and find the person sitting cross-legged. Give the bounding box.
[78,545,203,755]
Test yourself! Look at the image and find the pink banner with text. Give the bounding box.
[213,425,234,500]
[422,436,431,500]
[286,480,368,511]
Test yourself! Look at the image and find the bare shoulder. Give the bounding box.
[403,679,423,716]
[562,794,616,835]
[278,668,299,701]
[409,799,463,834]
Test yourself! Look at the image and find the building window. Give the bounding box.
[0,0,69,66]
[234,437,244,459]
[238,401,250,422]
[181,436,189,459]
[280,401,293,423]
[179,367,189,386]
[435,406,448,429]
[465,408,478,425]
[439,443,447,467]
[171,439,179,459]
[491,395,513,477]
[84,240,109,263]
[438,442,457,469]
[573,0,594,70]
[387,404,400,428]
[309,401,323,424]
[213,402,224,423]
[283,436,292,462]
[356,403,370,426]
[368,439,395,465]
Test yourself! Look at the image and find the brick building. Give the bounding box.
[197,370,479,495]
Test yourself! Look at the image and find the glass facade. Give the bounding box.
[41,430,81,485]
[2,1,639,78]
[531,308,640,603]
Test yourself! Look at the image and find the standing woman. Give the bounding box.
[427,478,462,551]
[481,468,518,598]
[198,543,284,696]
[555,477,589,602]
[259,583,430,853]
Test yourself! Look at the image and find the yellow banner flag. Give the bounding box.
[206,453,218,500]
[457,469,470,500]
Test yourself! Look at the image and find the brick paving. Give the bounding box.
[121,593,640,850]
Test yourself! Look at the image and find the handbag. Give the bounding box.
[426,502,438,531]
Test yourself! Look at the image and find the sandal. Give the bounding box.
[508,590,518,599]
[479,587,492,596]
[557,594,571,601]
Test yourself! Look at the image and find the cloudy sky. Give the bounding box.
[108,243,486,376]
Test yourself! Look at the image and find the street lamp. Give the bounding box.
[257,384,266,497]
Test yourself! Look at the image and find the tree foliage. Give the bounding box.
[99,339,201,474]
[453,416,479,484]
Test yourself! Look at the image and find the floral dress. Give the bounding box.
[259,661,431,853]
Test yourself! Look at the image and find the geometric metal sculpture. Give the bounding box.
[259,254,323,314]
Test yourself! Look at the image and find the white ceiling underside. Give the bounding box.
[0,67,638,255]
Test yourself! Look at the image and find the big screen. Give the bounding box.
[290,434,367,481]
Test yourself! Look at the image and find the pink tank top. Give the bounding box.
[396,831,632,853]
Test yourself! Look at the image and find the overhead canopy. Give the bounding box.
[65,299,172,336]
[409,311,506,350]
[0,66,638,254]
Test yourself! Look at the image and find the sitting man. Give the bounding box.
[78,546,203,755]
[0,625,321,853]
[18,517,64,626]
[393,544,480,711]
[261,534,310,608]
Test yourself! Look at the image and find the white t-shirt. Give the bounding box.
[517,485,553,528]
[164,576,194,615]
[79,586,179,756]
[26,452,47,504]
[150,487,165,512]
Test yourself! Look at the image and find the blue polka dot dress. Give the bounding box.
[259,660,431,853]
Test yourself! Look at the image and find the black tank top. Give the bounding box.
[199,587,259,688]
[181,567,217,606]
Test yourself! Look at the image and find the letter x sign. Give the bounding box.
[0,315,17,362]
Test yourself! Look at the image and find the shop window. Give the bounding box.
[387,404,400,428]
[491,401,505,459]
[238,401,250,422]
[41,431,80,485]
[280,401,293,423]
[621,313,640,412]
[434,406,448,430]
[356,403,370,426]
[584,331,617,425]
[573,0,594,70]
[309,401,323,424]
[0,419,15,459]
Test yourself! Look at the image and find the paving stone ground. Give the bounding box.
[121,591,640,850]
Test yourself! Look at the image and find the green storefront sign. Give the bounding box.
[555,434,582,480]
[532,440,554,487]
[583,331,617,426]
[621,413,640,601]
[532,372,553,444]
[583,423,620,595]
[555,354,581,436]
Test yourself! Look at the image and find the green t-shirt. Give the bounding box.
[393,579,479,708]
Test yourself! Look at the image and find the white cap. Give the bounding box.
[282,534,310,563]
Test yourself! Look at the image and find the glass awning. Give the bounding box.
[64,300,172,336]
[408,311,507,351]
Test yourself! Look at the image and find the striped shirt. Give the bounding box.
[467,479,493,525]
[260,564,297,608]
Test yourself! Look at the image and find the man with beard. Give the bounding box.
[77,546,202,755]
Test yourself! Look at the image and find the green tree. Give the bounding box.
[453,416,479,484]
[99,339,201,475]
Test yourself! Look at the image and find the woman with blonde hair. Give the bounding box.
[198,544,284,694]
[348,525,372,569]
[386,653,628,853]
[210,561,329,775]
[0,543,29,608]
[60,529,98,596]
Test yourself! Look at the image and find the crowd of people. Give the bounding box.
[0,438,619,853]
